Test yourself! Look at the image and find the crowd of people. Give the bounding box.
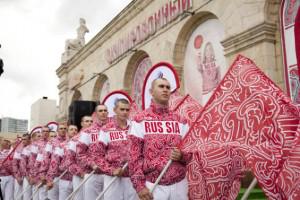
[0,77,190,200]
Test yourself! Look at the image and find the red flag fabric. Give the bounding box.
[276,131,300,199]
[181,55,300,199]
[129,101,141,120]
[169,90,185,110]
[295,7,300,77]
[170,90,203,125]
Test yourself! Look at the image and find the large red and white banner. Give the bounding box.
[295,7,300,76]
[169,90,203,125]
[181,55,300,199]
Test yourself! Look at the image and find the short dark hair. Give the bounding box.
[22,133,31,139]
[151,77,170,89]
[42,125,50,130]
[114,98,130,108]
[81,115,91,122]
[95,104,107,111]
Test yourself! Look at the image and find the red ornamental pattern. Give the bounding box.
[0,149,12,176]
[170,91,203,125]
[296,7,300,77]
[276,133,300,199]
[47,140,72,181]
[95,121,130,176]
[19,145,31,177]
[181,55,300,199]
[129,101,141,120]
[129,102,190,193]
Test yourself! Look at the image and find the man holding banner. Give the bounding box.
[12,137,24,199]
[128,77,190,200]
[0,139,14,200]
[19,133,32,200]
[94,98,138,200]
[76,105,110,199]
[45,123,67,199]
[69,116,92,200]
[32,126,50,200]
[46,123,75,200]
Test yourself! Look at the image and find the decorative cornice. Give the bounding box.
[221,22,277,56]
[56,0,153,74]
[56,64,68,77]
[57,80,68,94]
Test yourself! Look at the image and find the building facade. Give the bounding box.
[0,117,28,133]
[30,97,57,129]
[56,0,296,121]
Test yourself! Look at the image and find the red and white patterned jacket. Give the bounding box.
[19,145,31,178]
[47,139,71,182]
[12,144,23,180]
[36,136,65,180]
[32,139,49,182]
[66,134,85,176]
[27,142,40,183]
[95,120,130,176]
[76,118,112,174]
[128,101,190,193]
[0,148,13,176]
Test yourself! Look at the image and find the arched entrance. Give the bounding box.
[124,50,152,108]
[173,12,225,105]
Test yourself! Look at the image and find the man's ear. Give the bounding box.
[149,88,153,96]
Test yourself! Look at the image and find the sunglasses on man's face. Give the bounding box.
[59,128,67,130]
[84,120,93,123]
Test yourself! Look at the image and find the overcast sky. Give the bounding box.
[0,0,132,121]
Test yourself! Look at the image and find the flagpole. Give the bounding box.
[65,170,95,200]
[241,178,258,200]
[0,140,22,169]
[46,170,68,191]
[95,163,128,200]
[29,182,43,199]
[149,160,172,193]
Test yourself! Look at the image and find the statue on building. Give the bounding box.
[61,18,89,64]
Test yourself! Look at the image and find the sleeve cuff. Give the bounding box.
[136,183,147,193]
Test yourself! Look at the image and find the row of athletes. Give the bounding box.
[0,78,191,200]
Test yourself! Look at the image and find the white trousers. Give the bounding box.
[84,174,104,200]
[59,179,72,200]
[104,175,138,200]
[145,178,188,200]
[22,178,32,200]
[14,179,23,200]
[47,177,59,200]
[32,185,39,200]
[72,175,84,200]
[38,185,47,200]
[0,175,14,200]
